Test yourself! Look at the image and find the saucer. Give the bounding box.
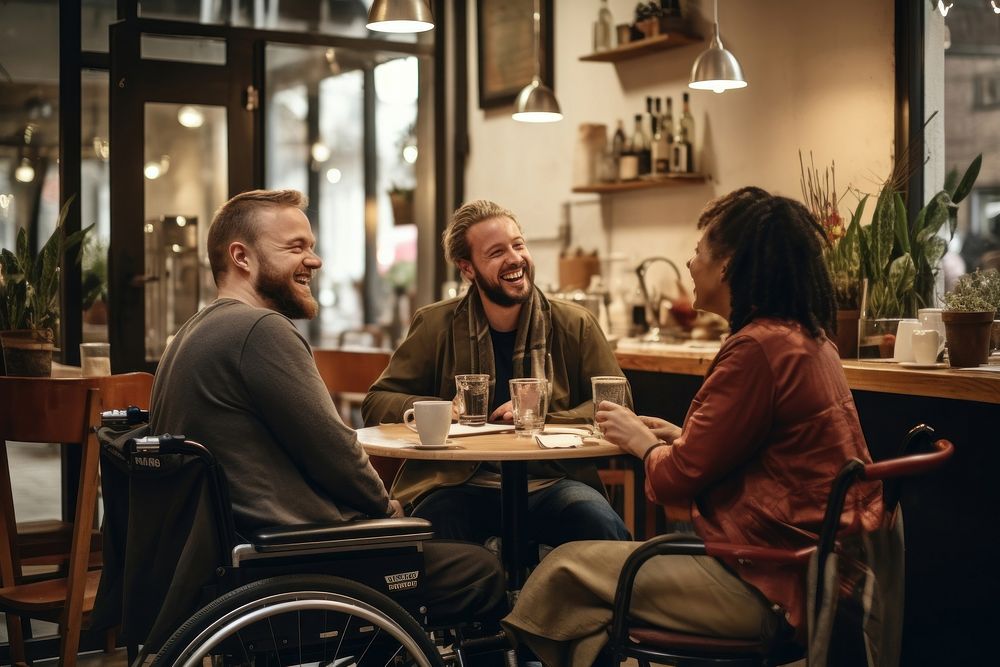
[898,361,948,369]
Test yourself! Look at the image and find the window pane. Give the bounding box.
[141,35,227,65]
[82,0,116,52]
[138,0,425,44]
[266,44,366,345]
[143,103,228,361]
[941,6,1000,284]
[81,70,111,344]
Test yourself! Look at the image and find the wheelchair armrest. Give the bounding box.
[248,517,434,553]
[608,534,812,654]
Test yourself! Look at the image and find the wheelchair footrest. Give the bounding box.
[249,518,434,553]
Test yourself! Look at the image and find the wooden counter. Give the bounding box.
[615,348,1000,405]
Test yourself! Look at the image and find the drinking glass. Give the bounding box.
[454,374,490,425]
[509,378,548,437]
[80,342,111,377]
[591,376,629,437]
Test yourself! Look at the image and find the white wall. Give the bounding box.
[464,0,896,294]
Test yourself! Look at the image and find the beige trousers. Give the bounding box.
[502,540,778,667]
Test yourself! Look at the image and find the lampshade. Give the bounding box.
[688,0,746,94]
[512,78,563,123]
[366,0,434,33]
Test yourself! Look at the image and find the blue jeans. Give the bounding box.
[412,479,631,547]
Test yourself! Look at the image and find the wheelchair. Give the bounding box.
[94,407,504,667]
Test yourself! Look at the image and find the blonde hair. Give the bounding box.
[207,189,307,283]
[441,199,520,265]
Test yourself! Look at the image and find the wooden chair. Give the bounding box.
[0,372,153,667]
[313,348,399,485]
[598,461,637,538]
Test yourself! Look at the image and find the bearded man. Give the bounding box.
[362,199,630,548]
[150,190,506,624]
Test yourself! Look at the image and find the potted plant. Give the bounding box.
[941,269,1000,367]
[388,184,414,226]
[82,237,109,326]
[800,152,864,358]
[0,200,90,376]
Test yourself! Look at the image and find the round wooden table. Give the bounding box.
[357,424,623,590]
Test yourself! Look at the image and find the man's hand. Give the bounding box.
[388,499,405,518]
[489,400,514,423]
[595,401,661,459]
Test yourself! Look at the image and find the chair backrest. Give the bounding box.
[313,348,391,395]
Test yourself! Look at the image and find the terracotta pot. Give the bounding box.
[389,191,414,226]
[0,329,55,377]
[942,310,995,367]
[835,309,860,359]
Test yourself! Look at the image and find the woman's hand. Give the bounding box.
[595,401,661,459]
[638,415,682,444]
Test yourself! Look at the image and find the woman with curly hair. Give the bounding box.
[502,187,883,666]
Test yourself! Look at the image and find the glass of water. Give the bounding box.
[591,376,629,438]
[455,374,490,425]
[509,378,548,436]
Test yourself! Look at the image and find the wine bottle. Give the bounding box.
[680,92,695,172]
[612,119,626,181]
[632,113,650,176]
[652,98,670,175]
[593,0,614,52]
[663,97,675,172]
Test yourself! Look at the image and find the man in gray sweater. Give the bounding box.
[150,189,505,624]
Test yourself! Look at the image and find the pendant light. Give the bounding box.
[689,0,746,94]
[366,0,434,34]
[512,0,562,123]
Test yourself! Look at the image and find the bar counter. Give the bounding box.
[615,346,1000,404]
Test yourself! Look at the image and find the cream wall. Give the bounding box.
[464,0,896,295]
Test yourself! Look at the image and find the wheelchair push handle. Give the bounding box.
[101,405,149,426]
[132,434,188,452]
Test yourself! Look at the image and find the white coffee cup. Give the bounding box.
[403,400,452,446]
[911,329,941,365]
[918,308,947,358]
[893,319,920,362]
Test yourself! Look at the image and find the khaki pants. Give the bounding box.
[502,540,778,667]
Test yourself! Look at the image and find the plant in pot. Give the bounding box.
[81,237,109,326]
[388,184,414,226]
[800,151,864,358]
[856,148,982,358]
[0,200,90,376]
[941,269,1000,367]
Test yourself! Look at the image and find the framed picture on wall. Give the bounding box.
[477,0,554,110]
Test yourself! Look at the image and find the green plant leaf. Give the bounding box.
[916,192,953,242]
[923,236,948,266]
[893,192,910,254]
[887,254,916,299]
[870,188,895,279]
[951,154,982,204]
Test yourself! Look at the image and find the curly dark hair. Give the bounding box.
[697,186,836,338]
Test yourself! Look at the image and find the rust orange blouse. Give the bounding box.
[644,318,883,634]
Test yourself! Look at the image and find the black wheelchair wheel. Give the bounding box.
[148,574,443,667]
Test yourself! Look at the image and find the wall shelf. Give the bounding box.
[572,174,707,194]
[579,33,701,63]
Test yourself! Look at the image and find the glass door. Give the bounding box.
[109,23,255,370]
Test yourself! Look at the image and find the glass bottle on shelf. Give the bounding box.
[611,119,627,181]
[663,96,675,172]
[593,0,614,52]
[680,92,695,172]
[651,97,670,175]
[631,113,651,176]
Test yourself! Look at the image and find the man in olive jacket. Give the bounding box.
[362,199,630,548]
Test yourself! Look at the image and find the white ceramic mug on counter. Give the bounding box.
[918,308,947,359]
[403,400,452,447]
[893,319,920,362]
[912,329,941,365]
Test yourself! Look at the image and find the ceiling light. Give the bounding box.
[513,0,562,123]
[402,144,418,164]
[14,158,35,183]
[177,105,205,128]
[366,0,434,33]
[144,162,163,180]
[311,142,331,163]
[326,168,342,184]
[689,0,747,94]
